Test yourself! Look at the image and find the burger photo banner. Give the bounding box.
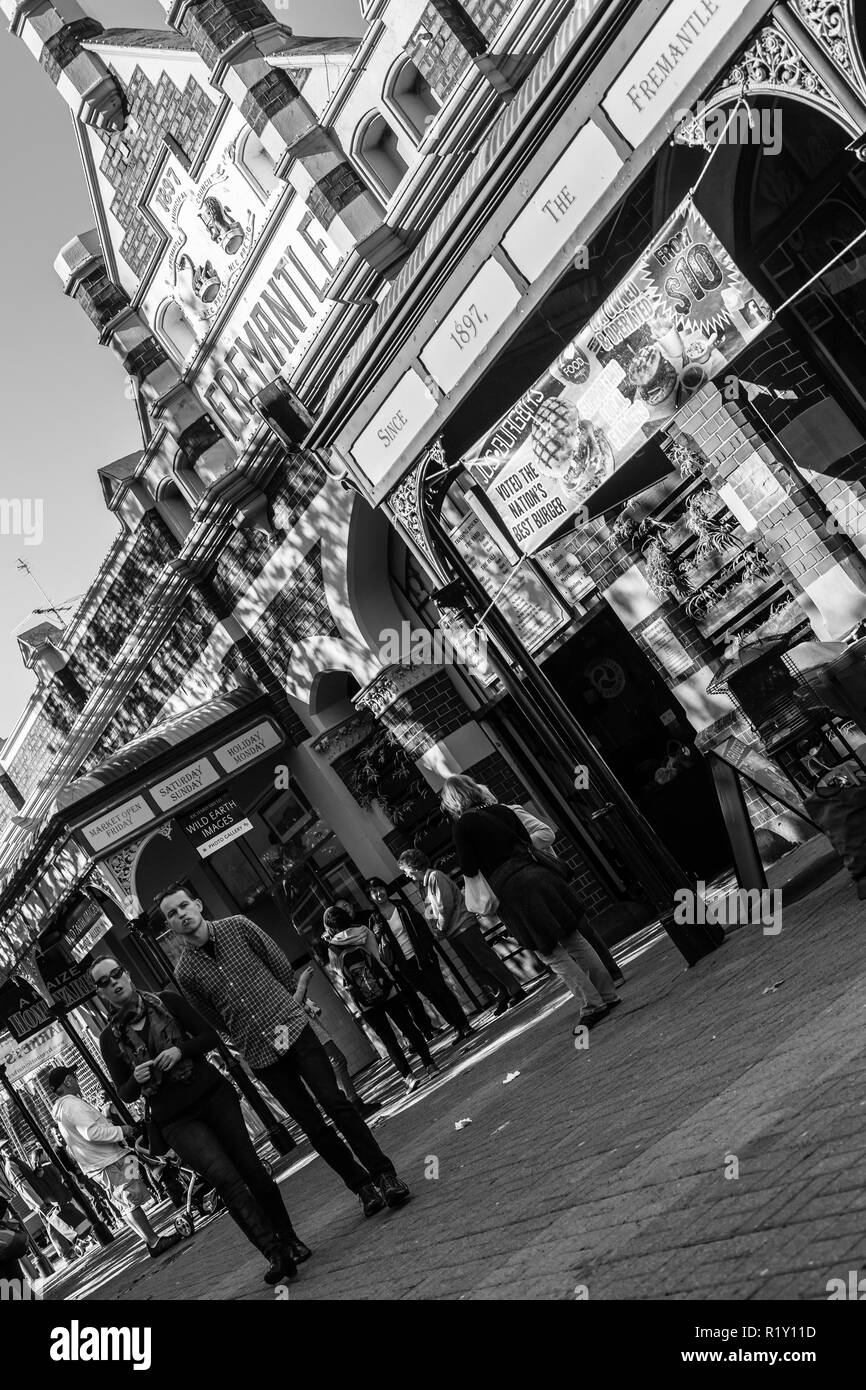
[461,199,773,556]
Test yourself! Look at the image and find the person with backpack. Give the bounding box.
[160,882,411,1219]
[322,906,439,1095]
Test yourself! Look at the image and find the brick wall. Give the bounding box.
[378,668,469,757]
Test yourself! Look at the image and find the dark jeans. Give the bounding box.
[363,994,435,1077]
[255,1026,395,1194]
[161,1081,291,1256]
[398,953,470,1031]
[451,924,522,1001]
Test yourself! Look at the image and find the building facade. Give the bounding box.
[2,0,866,1086]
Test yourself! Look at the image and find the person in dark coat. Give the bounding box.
[365,879,474,1045]
[93,955,306,1286]
[441,775,621,1032]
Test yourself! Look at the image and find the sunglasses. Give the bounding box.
[94,966,126,989]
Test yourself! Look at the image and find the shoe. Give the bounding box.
[605,996,623,1011]
[263,1247,298,1285]
[450,1028,474,1047]
[147,1232,182,1258]
[492,997,509,1017]
[404,1074,420,1093]
[575,1003,615,1031]
[359,1181,387,1217]
[282,1234,312,1265]
[354,1100,380,1119]
[423,1063,441,1079]
[611,972,625,987]
[378,1174,412,1209]
[505,991,527,1009]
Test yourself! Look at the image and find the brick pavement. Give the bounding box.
[48,846,866,1301]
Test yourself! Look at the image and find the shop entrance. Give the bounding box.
[540,607,732,880]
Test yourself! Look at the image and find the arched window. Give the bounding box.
[385,56,441,142]
[157,299,197,365]
[234,127,281,203]
[155,479,193,544]
[353,112,408,201]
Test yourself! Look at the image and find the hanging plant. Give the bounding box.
[345,728,427,823]
[684,491,738,560]
[610,507,640,548]
[642,539,688,602]
[668,438,705,479]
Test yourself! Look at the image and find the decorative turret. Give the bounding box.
[55,231,236,489]
[1,0,126,131]
[159,0,406,271]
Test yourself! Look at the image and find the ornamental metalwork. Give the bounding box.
[354,662,439,718]
[385,444,448,582]
[672,24,858,144]
[792,0,866,101]
[311,710,376,761]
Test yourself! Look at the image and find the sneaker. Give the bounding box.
[492,998,509,1017]
[423,1063,441,1080]
[450,1028,474,1047]
[404,1075,420,1093]
[359,1181,386,1217]
[378,1174,412,1209]
[147,1232,182,1259]
[505,991,527,1009]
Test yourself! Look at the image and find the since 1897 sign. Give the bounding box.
[461,199,772,555]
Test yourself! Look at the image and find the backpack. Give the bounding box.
[340,946,390,1009]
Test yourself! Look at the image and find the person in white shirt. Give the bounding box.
[47,1065,179,1259]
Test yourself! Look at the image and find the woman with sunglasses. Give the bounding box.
[92,956,309,1287]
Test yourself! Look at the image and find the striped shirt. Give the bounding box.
[174,915,309,1070]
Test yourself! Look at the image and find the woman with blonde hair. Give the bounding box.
[441,775,621,1031]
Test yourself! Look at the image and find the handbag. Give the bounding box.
[464,871,499,916]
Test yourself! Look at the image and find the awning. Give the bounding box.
[56,685,261,808]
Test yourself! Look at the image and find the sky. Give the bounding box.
[0,0,364,741]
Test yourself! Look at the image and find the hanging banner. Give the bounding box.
[461,199,772,555]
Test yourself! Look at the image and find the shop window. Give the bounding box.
[385,56,441,141]
[353,111,408,201]
[157,299,197,364]
[234,127,281,202]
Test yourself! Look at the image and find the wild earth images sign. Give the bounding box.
[461,200,771,555]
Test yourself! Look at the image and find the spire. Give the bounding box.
[2,1,126,131]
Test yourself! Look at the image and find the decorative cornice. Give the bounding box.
[353,661,439,719]
[310,709,375,761]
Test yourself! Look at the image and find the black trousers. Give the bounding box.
[255,1026,395,1194]
[363,994,435,1076]
[451,924,522,1000]
[162,1081,292,1257]
[397,954,470,1031]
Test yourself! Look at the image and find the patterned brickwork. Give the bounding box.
[39,16,103,82]
[307,161,367,231]
[6,712,58,799]
[249,542,338,670]
[74,264,129,335]
[70,517,178,694]
[209,455,326,611]
[96,66,217,277]
[409,0,521,100]
[378,669,469,757]
[177,0,278,69]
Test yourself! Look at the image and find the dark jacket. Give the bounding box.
[99,990,224,1126]
[369,899,437,971]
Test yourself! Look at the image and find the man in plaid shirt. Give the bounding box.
[160,884,410,1218]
